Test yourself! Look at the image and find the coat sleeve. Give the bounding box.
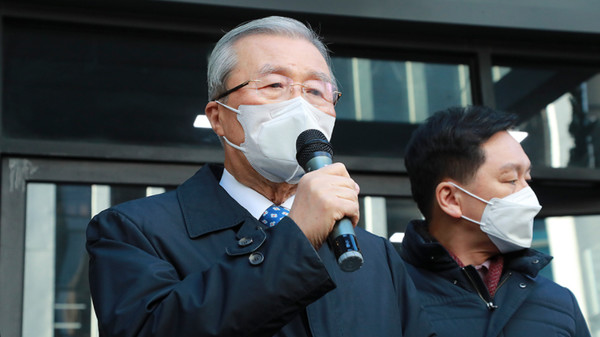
[569,290,592,337]
[86,210,335,337]
[385,240,436,337]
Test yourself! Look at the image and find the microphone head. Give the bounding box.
[296,129,334,169]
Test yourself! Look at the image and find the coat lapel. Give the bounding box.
[176,165,252,238]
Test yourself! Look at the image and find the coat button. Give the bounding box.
[249,252,264,265]
[519,283,527,288]
[238,237,253,247]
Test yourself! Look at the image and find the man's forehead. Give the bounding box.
[481,132,531,171]
[232,35,329,72]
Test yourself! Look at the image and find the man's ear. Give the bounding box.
[436,181,462,218]
[205,101,224,136]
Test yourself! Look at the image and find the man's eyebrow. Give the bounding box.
[499,162,532,173]
[256,64,333,83]
[310,71,333,83]
[257,64,279,76]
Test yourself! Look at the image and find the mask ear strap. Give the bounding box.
[215,100,241,114]
[448,182,492,205]
[461,214,484,226]
[222,136,246,153]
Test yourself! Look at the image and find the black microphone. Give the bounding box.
[296,129,364,272]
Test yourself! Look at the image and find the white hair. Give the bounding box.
[207,16,335,101]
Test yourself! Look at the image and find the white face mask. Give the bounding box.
[449,182,542,253]
[216,96,336,184]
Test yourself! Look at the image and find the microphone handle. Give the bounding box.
[329,218,363,272]
[304,156,364,272]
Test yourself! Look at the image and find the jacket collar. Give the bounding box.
[176,164,253,238]
[401,220,552,278]
[400,220,458,272]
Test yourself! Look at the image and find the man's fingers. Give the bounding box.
[313,162,350,178]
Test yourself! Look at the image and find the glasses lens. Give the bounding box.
[303,80,335,106]
[253,73,337,107]
[253,74,291,101]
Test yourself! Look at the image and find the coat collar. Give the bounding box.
[401,220,553,278]
[400,220,458,272]
[176,164,253,238]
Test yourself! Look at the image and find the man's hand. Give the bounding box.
[288,163,360,249]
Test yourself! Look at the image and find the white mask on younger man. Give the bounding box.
[449,182,542,253]
[216,97,335,184]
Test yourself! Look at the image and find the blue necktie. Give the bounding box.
[259,204,290,227]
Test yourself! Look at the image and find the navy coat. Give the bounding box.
[400,220,591,337]
[87,165,433,337]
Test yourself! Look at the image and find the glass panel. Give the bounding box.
[333,58,472,123]
[23,182,171,337]
[110,185,148,206]
[492,65,600,170]
[543,215,600,335]
[330,57,472,158]
[2,18,219,148]
[23,183,57,337]
[4,18,472,162]
[55,185,92,336]
[357,196,422,244]
[358,196,389,238]
[385,197,423,237]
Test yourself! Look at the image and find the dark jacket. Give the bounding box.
[400,220,591,337]
[87,165,433,337]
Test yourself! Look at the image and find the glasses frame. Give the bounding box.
[214,78,342,106]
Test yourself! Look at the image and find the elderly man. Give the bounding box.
[87,16,432,337]
[400,105,590,337]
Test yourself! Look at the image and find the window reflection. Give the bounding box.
[3,19,217,148]
[384,197,423,237]
[55,185,92,337]
[493,65,600,170]
[23,183,170,337]
[330,57,472,158]
[356,196,423,252]
[543,215,600,334]
[333,57,472,123]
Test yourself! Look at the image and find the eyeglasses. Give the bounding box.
[214,73,342,107]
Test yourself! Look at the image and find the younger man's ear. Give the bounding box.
[436,181,462,218]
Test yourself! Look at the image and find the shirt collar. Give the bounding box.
[448,250,493,270]
[476,259,492,271]
[219,168,295,220]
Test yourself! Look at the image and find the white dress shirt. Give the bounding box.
[219,168,295,220]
